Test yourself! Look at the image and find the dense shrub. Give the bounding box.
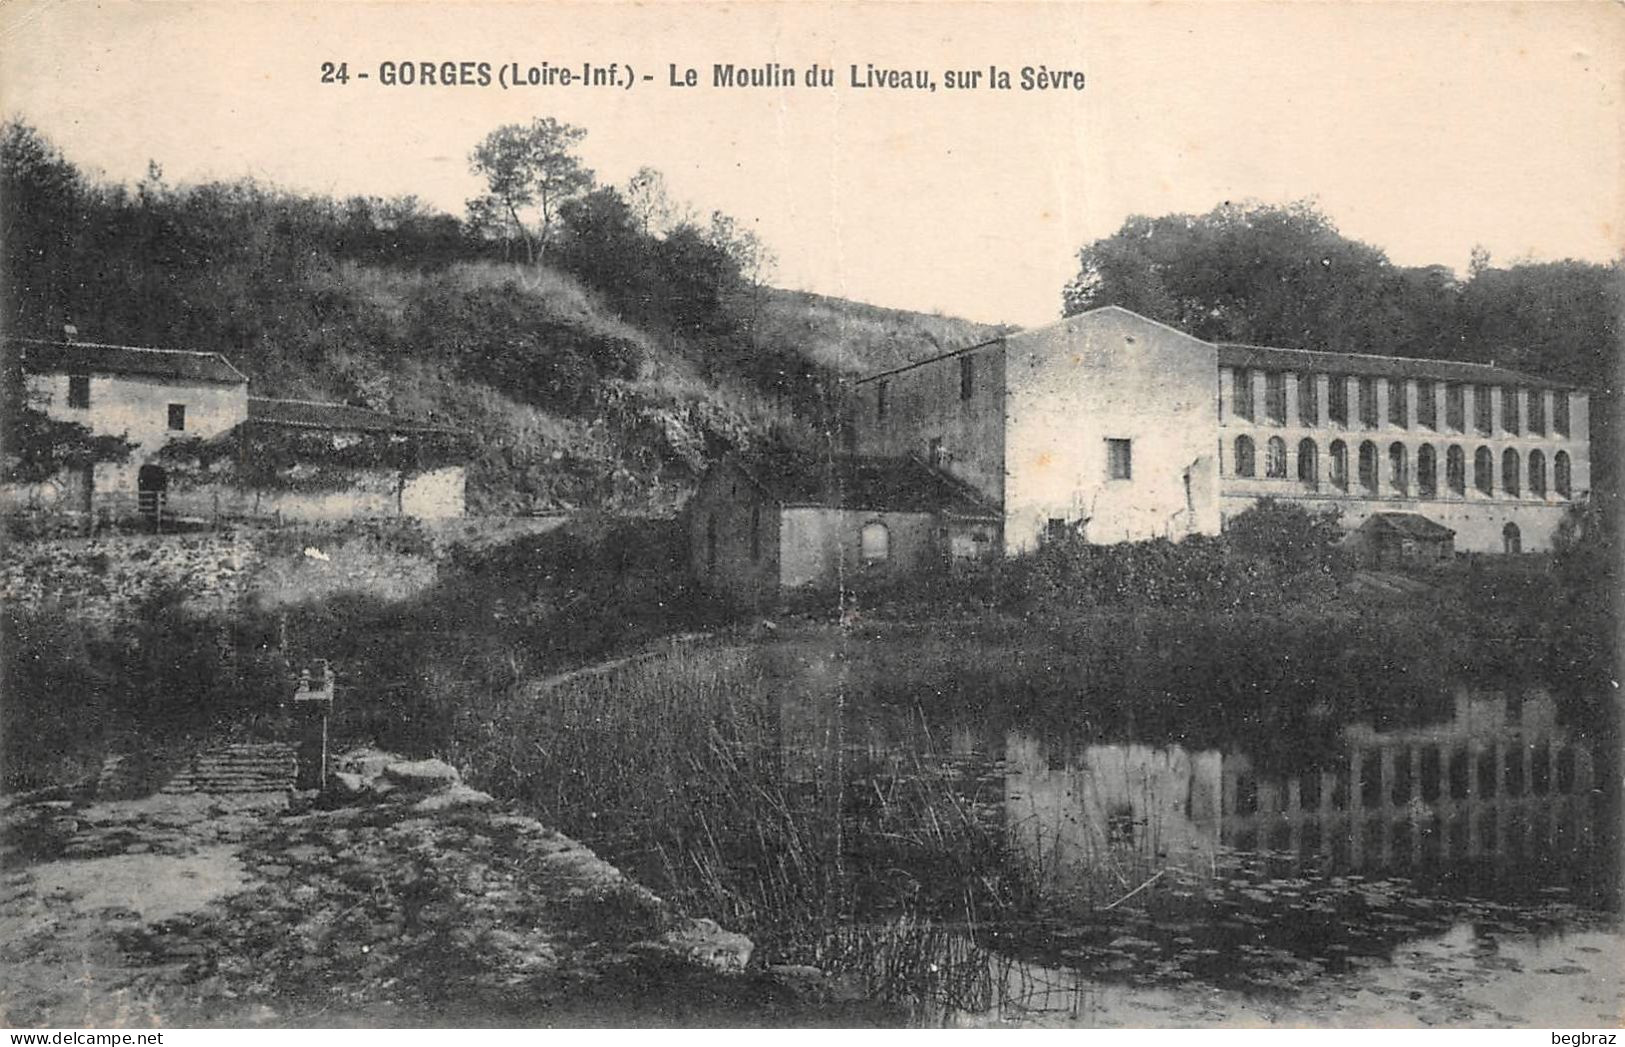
[1,592,290,792]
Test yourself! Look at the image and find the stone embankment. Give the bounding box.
[0,750,875,1028]
[0,524,443,622]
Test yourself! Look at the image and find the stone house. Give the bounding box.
[688,450,1000,605]
[5,336,467,524]
[849,306,1589,555]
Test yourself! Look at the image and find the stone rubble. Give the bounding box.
[0,747,873,1028]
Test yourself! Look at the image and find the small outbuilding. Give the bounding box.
[689,451,1001,605]
[1350,512,1456,568]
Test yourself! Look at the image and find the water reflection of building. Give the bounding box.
[1004,735,1224,878]
[1003,689,1607,892]
[1220,690,1603,877]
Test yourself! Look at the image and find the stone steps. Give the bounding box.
[162,743,298,794]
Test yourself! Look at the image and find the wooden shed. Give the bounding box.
[1351,512,1456,568]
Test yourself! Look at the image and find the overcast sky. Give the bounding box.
[3,1,1620,327]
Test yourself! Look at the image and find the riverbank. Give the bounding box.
[0,757,897,1028]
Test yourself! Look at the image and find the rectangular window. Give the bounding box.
[959,356,974,401]
[1232,369,1254,420]
[1474,384,1492,434]
[167,403,186,431]
[1554,393,1570,437]
[67,375,90,409]
[1264,372,1286,425]
[1501,386,1519,435]
[1107,438,1132,480]
[1298,373,1319,426]
[1328,377,1348,426]
[1446,383,1465,432]
[1388,379,1407,428]
[1527,389,1545,435]
[928,437,944,468]
[1358,377,1378,428]
[1416,380,1436,430]
[876,380,889,422]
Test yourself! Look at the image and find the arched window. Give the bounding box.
[1446,445,1466,496]
[1503,522,1522,555]
[1357,441,1378,494]
[1329,440,1348,491]
[749,505,762,561]
[1265,436,1287,478]
[1502,448,1521,498]
[1388,442,1408,495]
[1234,435,1256,477]
[1528,450,1546,498]
[1555,451,1572,498]
[1417,444,1437,498]
[860,521,890,564]
[1297,439,1318,486]
[1474,447,1494,495]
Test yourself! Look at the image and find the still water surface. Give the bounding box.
[583,668,1621,1026]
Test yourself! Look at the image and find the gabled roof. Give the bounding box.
[15,338,248,385]
[1358,512,1456,539]
[731,451,999,518]
[1217,342,1576,391]
[247,397,462,435]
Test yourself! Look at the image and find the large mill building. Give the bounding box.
[852,306,1588,555]
[691,307,1589,600]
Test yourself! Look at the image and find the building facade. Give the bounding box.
[6,337,466,524]
[851,307,1588,554]
[689,451,1000,604]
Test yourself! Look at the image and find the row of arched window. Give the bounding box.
[1231,435,1572,499]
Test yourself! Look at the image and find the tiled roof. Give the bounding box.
[850,306,1582,392]
[1217,343,1576,391]
[733,452,999,518]
[16,338,248,385]
[247,398,461,435]
[1359,512,1457,539]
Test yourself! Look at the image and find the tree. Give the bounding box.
[623,166,690,238]
[467,118,593,264]
[1063,201,1414,353]
[1,121,88,336]
[652,223,745,342]
[555,187,653,313]
[707,210,775,289]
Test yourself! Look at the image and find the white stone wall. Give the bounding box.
[1001,307,1222,552]
[400,467,467,520]
[1217,366,1589,552]
[28,371,248,468]
[777,506,941,590]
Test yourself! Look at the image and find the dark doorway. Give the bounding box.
[138,464,168,524]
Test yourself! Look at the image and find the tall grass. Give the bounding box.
[445,640,1037,964]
